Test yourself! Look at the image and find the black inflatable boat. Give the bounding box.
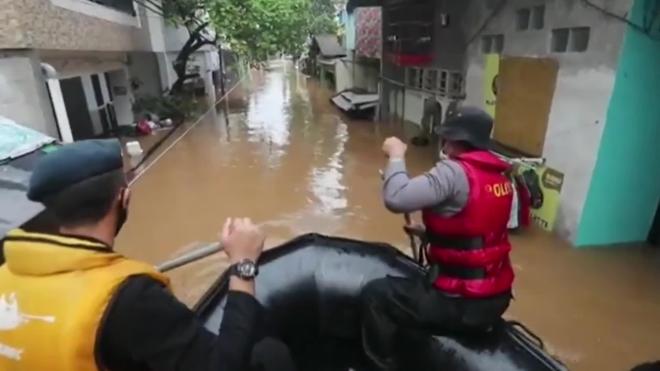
[195,234,567,371]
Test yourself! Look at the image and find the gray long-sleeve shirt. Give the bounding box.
[382,158,470,217]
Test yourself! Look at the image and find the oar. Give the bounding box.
[157,243,224,273]
[403,213,419,261]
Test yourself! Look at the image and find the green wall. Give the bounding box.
[576,0,660,246]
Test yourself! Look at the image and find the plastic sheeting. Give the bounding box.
[0,150,47,238]
[0,116,53,237]
[0,116,55,162]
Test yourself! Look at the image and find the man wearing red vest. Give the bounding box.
[361,106,514,370]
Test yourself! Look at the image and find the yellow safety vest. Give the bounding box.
[0,229,170,371]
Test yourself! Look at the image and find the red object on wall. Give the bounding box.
[355,7,382,59]
[387,53,433,66]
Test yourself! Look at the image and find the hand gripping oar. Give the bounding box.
[157,242,224,273]
[403,213,419,261]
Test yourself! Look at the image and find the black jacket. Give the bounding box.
[98,275,262,371]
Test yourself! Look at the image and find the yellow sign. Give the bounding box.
[483,54,500,118]
[519,166,564,231]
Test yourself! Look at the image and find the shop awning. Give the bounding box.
[312,35,346,58]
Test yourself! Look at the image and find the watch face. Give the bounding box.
[237,261,257,278]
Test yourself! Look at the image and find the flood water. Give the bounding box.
[117,63,660,371]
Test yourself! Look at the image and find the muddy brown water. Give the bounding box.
[117,64,660,371]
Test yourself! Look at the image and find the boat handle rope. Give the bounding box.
[508,320,545,349]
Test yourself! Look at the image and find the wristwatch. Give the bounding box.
[228,259,259,281]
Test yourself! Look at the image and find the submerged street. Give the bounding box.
[117,63,660,371]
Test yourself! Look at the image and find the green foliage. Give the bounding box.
[211,0,340,62]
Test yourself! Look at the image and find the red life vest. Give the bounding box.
[422,151,514,298]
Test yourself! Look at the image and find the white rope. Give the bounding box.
[129,78,245,187]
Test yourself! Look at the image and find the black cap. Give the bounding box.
[28,139,123,202]
[435,106,493,150]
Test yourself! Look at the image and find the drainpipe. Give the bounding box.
[41,63,74,143]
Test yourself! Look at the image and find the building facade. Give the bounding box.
[0,0,219,142]
[338,6,382,95]
[348,0,660,247]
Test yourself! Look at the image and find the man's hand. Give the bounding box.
[382,137,407,159]
[221,218,265,264]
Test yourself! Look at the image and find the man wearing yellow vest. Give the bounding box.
[0,139,295,371]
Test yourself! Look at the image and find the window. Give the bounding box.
[406,68,423,89]
[406,68,417,87]
[481,35,493,53]
[493,34,504,53]
[449,72,464,96]
[424,69,438,91]
[552,27,590,53]
[532,5,545,29]
[50,0,138,26]
[570,27,590,52]
[551,28,569,52]
[439,70,448,93]
[89,0,135,15]
[516,8,530,30]
[518,6,544,31]
[482,34,504,53]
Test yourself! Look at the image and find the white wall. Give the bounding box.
[107,69,134,126]
[403,90,426,124]
[354,63,379,92]
[45,79,73,142]
[202,51,217,103]
[333,58,380,94]
[156,52,176,92]
[335,60,352,93]
[164,25,191,52]
[128,52,164,97]
[0,54,58,137]
[543,68,615,240]
[134,1,167,52]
